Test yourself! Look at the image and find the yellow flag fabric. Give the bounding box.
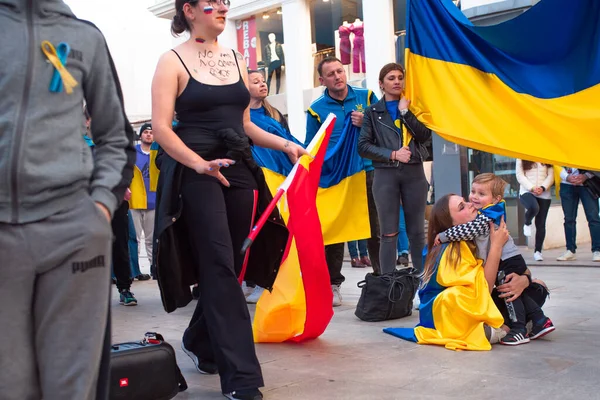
[406,0,600,170]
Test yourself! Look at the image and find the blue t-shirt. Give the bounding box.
[385,100,401,131]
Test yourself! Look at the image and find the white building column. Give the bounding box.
[281,0,313,140]
[362,0,395,92]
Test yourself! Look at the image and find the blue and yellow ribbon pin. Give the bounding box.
[41,41,78,94]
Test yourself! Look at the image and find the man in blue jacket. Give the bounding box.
[305,57,380,307]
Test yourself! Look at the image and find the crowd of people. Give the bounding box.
[1,0,597,399]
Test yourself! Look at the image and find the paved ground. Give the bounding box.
[113,251,599,400]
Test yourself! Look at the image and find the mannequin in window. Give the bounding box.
[264,33,285,94]
[338,21,352,66]
[351,18,365,73]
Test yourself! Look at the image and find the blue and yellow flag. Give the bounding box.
[384,243,504,351]
[258,113,370,245]
[405,0,600,170]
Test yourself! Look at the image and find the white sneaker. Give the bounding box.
[533,251,544,261]
[556,250,576,261]
[593,251,600,262]
[241,281,254,298]
[484,325,508,344]
[523,224,532,237]
[245,287,264,304]
[332,284,342,307]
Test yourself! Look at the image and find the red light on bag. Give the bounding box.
[119,378,129,387]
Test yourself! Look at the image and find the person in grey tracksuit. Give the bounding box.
[0,1,135,399]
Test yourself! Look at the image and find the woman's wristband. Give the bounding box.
[540,186,546,191]
[525,274,532,286]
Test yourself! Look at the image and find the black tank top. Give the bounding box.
[172,49,256,189]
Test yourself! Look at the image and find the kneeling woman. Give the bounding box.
[384,194,509,351]
[358,63,431,274]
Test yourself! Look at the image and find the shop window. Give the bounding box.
[236,7,286,95]
[309,0,364,87]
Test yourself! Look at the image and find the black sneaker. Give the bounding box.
[529,317,555,340]
[223,388,263,400]
[396,254,409,266]
[181,342,218,375]
[119,289,137,306]
[500,330,530,346]
[135,273,151,281]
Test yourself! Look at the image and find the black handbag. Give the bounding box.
[355,268,420,322]
[582,173,600,200]
[110,332,188,400]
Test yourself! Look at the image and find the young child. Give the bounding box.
[437,173,555,345]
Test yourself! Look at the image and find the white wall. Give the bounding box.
[529,205,592,250]
[64,0,172,122]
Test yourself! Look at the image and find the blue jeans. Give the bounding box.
[560,183,600,252]
[347,240,368,259]
[397,205,409,255]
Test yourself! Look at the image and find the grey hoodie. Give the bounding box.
[0,0,135,223]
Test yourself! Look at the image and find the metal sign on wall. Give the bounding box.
[236,16,257,69]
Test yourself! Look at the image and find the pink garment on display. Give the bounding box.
[338,25,352,65]
[350,23,366,73]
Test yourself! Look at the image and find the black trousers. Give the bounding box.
[366,170,381,275]
[373,164,428,274]
[326,171,381,285]
[180,172,263,393]
[112,201,132,291]
[519,193,552,252]
[492,282,548,332]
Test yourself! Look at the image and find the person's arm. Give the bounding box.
[541,165,555,191]
[559,167,569,182]
[357,109,394,162]
[483,218,509,292]
[438,213,492,243]
[84,27,135,218]
[151,51,233,186]
[238,54,307,163]
[515,159,534,191]
[305,108,321,148]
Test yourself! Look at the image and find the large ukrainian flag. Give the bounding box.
[260,113,369,245]
[405,0,600,170]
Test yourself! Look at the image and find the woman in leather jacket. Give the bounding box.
[358,63,432,274]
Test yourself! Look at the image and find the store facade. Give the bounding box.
[149,0,586,249]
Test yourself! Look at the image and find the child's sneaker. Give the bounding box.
[529,317,555,340]
[500,330,530,346]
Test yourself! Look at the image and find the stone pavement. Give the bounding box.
[113,255,599,400]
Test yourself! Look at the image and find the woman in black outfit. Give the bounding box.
[151,1,307,400]
[358,63,432,274]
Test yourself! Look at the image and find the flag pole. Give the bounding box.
[240,114,336,255]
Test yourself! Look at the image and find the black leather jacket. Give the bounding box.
[358,98,432,167]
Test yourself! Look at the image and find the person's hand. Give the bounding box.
[399,96,411,111]
[284,142,311,164]
[433,234,441,247]
[193,158,235,187]
[393,146,411,163]
[567,174,581,184]
[95,202,111,222]
[124,188,132,201]
[532,186,543,196]
[497,273,529,302]
[350,111,364,127]
[489,216,509,248]
[575,174,588,185]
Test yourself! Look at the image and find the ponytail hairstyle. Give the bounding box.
[171,0,198,36]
